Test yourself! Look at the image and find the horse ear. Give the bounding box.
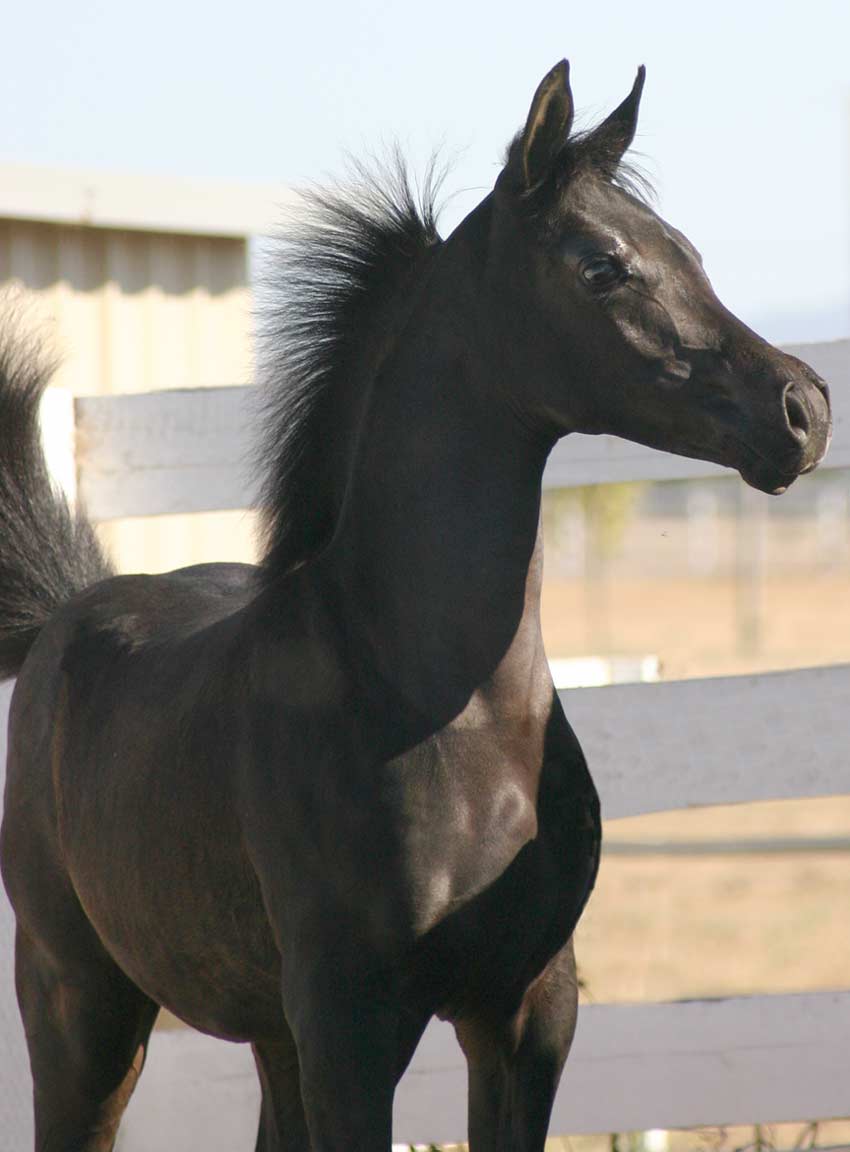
[586,66,646,167]
[513,60,575,190]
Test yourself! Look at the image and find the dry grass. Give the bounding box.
[540,570,850,999]
[541,572,850,681]
[578,838,850,1004]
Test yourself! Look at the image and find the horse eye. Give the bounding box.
[580,255,626,290]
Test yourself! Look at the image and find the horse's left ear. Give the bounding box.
[586,66,646,166]
[511,60,575,190]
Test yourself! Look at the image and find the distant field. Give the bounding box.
[542,570,850,1000]
[542,571,850,680]
[579,797,850,1005]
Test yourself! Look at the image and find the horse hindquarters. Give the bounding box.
[1,671,160,1151]
[12,919,158,1152]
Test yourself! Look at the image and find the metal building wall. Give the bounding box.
[0,218,258,574]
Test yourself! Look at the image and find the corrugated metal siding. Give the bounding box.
[0,218,259,574]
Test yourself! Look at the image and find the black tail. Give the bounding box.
[0,325,111,680]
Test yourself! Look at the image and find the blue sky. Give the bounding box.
[2,0,848,342]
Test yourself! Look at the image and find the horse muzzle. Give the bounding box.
[739,372,832,494]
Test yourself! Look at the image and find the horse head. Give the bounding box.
[490,60,831,493]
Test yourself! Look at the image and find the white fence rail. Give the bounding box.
[72,340,850,521]
[2,339,849,1148]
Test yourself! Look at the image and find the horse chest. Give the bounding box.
[395,726,598,1020]
[403,817,587,1020]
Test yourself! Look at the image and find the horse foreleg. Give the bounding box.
[14,926,159,1152]
[455,939,579,1152]
[252,1034,311,1152]
[280,971,429,1152]
[252,1000,428,1152]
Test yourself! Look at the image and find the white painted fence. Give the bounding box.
[1,339,849,1149]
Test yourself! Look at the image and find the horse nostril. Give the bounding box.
[783,383,810,444]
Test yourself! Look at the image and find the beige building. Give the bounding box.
[0,163,289,574]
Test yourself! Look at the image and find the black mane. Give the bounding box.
[256,155,443,580]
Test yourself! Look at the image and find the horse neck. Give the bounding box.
[309,204,556,738]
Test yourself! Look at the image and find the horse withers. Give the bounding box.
[0,61,831,1151]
